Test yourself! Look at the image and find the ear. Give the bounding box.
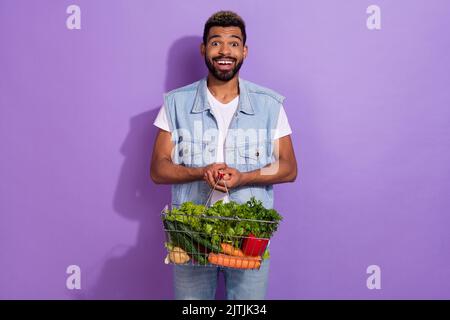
[243,45,249,59]
[200,43,206,57]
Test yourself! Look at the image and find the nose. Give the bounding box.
[219,43,232,56]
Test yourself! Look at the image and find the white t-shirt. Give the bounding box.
[153,88,292,204]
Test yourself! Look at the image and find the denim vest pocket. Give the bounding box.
[176,139,205,167]
[236,140,269,171]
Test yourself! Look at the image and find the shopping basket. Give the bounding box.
[161,172,282,270]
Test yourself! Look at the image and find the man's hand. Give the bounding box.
[202,163,228,191]
[215,167,245,192]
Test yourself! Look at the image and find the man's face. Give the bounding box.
[201,26,248,82]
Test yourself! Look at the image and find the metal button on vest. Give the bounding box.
[178,135,183,143]
[256,151,259,157]
[179,149,183,157]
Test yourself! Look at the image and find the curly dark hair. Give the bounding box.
[203,11,246,45]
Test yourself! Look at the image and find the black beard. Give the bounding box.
[205,56,243,82]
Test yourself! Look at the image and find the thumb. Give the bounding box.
[221,167,234,174]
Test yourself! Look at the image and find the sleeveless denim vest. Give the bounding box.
[163,77,284,209]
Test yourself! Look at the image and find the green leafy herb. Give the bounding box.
[163,197,283,248]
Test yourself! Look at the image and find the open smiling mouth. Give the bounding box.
[213,58,235,71]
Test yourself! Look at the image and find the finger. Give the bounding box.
[216,170,225,180]
[212,173,227,191]
[221,167,234,174]
[203,173,210,185]
[204,170,212,187]
[215,168,226,181]
[214,184,228,192]
[207,170,216,187]
[217,179,232,189]
[213,169,221,180]
[206,170,213,186]
[214,162,228,170]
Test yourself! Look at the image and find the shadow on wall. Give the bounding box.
[87,36,207,299]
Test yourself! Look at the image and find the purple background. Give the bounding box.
[1,0,449,299]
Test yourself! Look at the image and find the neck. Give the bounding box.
[206,74,240,104]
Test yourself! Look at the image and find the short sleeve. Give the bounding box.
[273,105,292,140]
[153,105,171,132]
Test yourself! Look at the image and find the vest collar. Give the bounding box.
[191,77,255,115]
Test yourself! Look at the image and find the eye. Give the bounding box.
[211,41,220,46]
[231,42,240,47]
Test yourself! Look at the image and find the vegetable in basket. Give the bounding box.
[164,244,190,264]
[220,243,246,257]
[208,253,261,269]
[162,197,282,265]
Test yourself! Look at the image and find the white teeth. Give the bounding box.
[217,60,233,65]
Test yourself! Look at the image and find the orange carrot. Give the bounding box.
[220,243,246,257]
[208,253,262,269]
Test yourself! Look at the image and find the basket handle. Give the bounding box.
[203,170,229,209]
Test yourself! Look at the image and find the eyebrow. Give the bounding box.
[208,34,242,42]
